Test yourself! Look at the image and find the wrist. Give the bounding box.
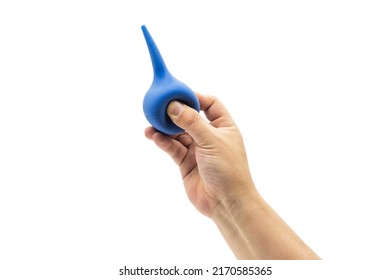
[211,184,264,226]
[210,184,321,260]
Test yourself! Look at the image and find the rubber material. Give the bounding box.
[141,25,200,135]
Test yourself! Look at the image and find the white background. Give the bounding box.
[1,0,389,279]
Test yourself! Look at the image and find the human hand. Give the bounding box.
[145,93,320,259]
[145,93,256,218]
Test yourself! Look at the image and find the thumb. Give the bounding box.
[167,101,212,144]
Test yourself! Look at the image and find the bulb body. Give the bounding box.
[143,75,199,135]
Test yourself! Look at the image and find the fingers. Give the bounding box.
[196,93,234,127]
[167,101,214,145]
[146,127,193,147]
[144,126,156,140]
[167,93,235,145]
[148,92,235,149]
[144,127,187,166]
[145,127,197,177]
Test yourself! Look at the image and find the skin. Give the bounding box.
[145,93,320,260]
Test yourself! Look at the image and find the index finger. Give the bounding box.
[196,93,235,128]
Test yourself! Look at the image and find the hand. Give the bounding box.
[145,93,256,218]
[145,92,320,260]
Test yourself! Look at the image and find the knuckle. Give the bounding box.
[182,109,201,128]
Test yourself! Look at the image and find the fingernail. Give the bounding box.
[168,101,184,116]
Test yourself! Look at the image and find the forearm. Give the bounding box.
[211,187,320,260]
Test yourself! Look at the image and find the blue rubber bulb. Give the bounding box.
[141,25,200,135]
